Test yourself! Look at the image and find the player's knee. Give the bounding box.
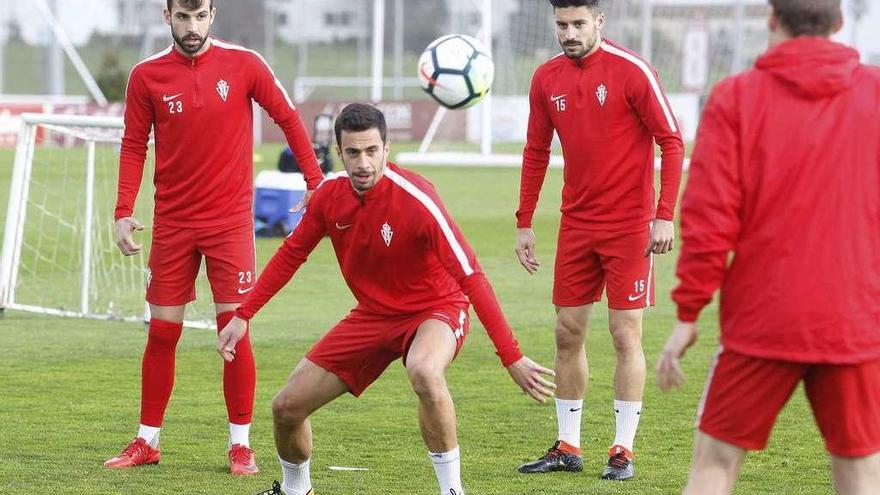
[692,436,742,473]
[609,322,642,354]
[146,322,182,349]
[271,390,307,425]
[555,316,586,352]
[407,362,447,400]
[610,330,642,355]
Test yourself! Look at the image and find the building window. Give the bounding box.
[324,11,354,26]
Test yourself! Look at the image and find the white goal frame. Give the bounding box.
[0,113,212,329]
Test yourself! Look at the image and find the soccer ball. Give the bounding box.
[417,34,494,110]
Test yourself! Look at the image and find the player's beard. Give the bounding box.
[561,30,599,59]
[173,31,208,55]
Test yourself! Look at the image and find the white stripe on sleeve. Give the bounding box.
[211,38,297,110]
[385,169,474,276]
[601,42,678,133]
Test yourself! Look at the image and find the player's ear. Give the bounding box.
[163,8,172,26]
[768,9,778,34]
[830,9,843,35]
[595,11,605,31]
[209,6,217,25]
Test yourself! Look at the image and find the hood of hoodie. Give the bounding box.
[755,36,861,99]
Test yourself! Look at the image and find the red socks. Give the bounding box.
[217,311,256,425]
[139,314,255,427]
[140,318,183,427]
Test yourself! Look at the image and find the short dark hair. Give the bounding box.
[167,0,212,11]
[548,0,600,9]
[770,0,841,37]
[334,104,387,146]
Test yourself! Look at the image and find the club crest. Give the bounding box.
[381,222,393,247]
[216,79,229,102]
[596,83,607,106]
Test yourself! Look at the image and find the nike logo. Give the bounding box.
[627,292,646,302]
[237,287,254,295]
[550,94,567,102]
[162,93,183,102]
[335,222,353,230]
[569,407,582,412]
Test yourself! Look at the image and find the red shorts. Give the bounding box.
[553,223,654,309]
[307,304,470,397]
[697,349,880,457]
[146,221,256,306]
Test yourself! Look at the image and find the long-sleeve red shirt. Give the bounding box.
[673,37,880,364]
[517,39,684,230]
[115,39,323,228]
[235,163,523,367]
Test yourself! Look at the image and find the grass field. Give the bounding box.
[0,143,833,494]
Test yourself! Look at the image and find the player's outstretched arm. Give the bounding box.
[515,227,540,274]
[217,316,248,362]
[114,217,144,256]
[655,320,698,391]
[507,355,556,403]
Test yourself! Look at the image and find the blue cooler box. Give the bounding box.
[253,171,307,237]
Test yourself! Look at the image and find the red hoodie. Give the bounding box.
[115,39,323,228]
[673,37,880,364]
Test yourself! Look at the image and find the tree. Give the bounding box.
[96,51,127,103]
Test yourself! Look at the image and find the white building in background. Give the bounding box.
[270,0,368,44]
[0,0,877,60]
[268,0,517,45]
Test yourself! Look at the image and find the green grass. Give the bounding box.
[0,143,832,494]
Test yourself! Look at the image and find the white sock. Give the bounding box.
[555,398,583,449]
[612,400,642,452]
[229,423,251,448]
[429,446,464,495]
[137,424,161,447]
[280,456,312,495]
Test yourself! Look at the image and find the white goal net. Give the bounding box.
[0,113,214,329]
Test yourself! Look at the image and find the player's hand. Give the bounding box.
[515,228,540,274]
[115,217,144,256]
[217,316,248,362]
[507,355,556,403]
[646,218,675,256]
[289,189,314,213]
[655,320,698,391]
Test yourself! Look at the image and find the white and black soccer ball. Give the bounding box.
[417,34,494,110]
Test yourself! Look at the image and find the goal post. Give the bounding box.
[0,113,214,329]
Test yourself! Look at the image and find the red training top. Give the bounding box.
[236,163,524,367]
[517,39,684,231]
[116,39,323,228]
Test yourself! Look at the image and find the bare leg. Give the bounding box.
[271,359,349,463]
[684,431,747,495]
[831,452,880,495]
[405,319,458,452]
[150,304,186,323]
[608,308,645,401]
[554,305,592,399]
